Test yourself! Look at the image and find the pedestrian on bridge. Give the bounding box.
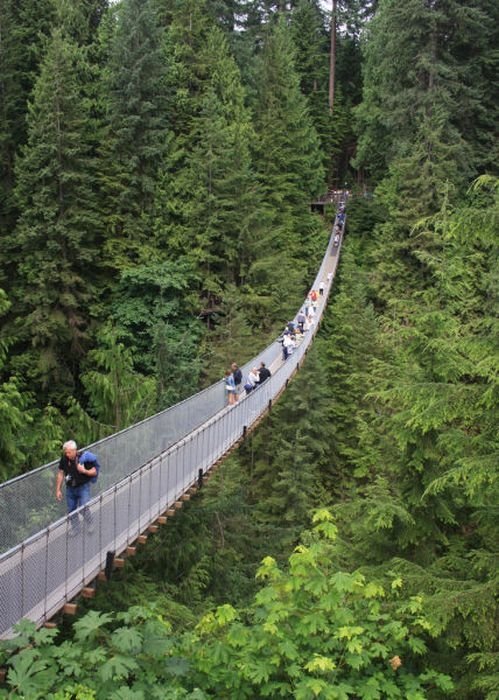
[257,362,271,384]
[282,332,295,360]
[297,310,306,333]
[231,362,242,396]
[244,367,260,395]
[56,440,99,535]
[225,370,237,405]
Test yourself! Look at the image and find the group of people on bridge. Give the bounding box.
[224,361,271,405]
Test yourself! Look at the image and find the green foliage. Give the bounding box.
[80,323,156,430]
[354,0,499,212]
[0,518,453,699]
[0,5,496,698]
[318,180,499,696]
[182,511,453,698]
[109,258,201,377]
[0,608,187,700]
[0,0,55,282]
[158,6,264,328]
[245,349,334,548]
[290,0,359,185]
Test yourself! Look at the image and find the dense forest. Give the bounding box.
[0,0,497,698]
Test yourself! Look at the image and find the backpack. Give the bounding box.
[80,450,100,484]
[233,368,242,385]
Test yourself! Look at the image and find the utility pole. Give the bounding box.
[329,0,337,112]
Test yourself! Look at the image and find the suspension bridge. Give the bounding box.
[0,204,346,639]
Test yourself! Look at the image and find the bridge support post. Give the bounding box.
[198,468,203,489]
[105,551,115,580]
[268,399,272,412]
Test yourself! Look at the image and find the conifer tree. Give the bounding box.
[80,323,155,430]
[249,18,326,318]
[290,1,355,185]
[320,245,383,486]
[155,0,266,340]
[9,28,102,396]
[354,0,498,202]
[327,181,498,695]
[0,0,55,286]
[102,0,169,269]
[245,350,333,553]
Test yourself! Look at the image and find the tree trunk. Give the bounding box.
[329,0,337,112]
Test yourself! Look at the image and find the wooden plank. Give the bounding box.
[166,509,175,517]
[174,501,183,510]
[126,546,137,556]
[44,622,58,629]
[114,558,125,569]
[148,524,159,533]
[63,603,78,616]
[82,587,95,599]
[157,516,167,525]
[180,493,190,502]
[98,571,107,582]
[137,535,147,545]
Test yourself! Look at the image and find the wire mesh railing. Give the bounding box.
[0,202,347,638]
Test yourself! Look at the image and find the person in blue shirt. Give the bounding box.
[224,370,237,405]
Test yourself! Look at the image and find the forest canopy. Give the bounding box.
[0,0,497,698]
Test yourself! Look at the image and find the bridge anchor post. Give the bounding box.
[105,551,115,580]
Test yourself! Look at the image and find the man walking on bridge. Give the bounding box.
[56,440,99,535]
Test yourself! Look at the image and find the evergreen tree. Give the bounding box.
[320,245,383,488]
[249,17,326,319]
[102,0,170,269]
[80,323,155,430]
[326,180,498,696]
[0,0,55,286]
[354,0,498,202]
[8,28,102,396]
[290,0,349,183]
[158,13,259,312]
[51,0,110,45]
[249,350,333,549]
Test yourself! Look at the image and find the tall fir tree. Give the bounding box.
[249,17,326,319]
[0,0,55,286]
[157,8,259,311]
[102,0,170,270]
[326,180,498,697]
[354,0,498,204]
[8,27,102,397]
[154,0,278,367]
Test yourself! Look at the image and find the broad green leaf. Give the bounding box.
[99,655,139,683]
[304,655,336,673]
[73,611,113,643]
[111,627,143,654]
